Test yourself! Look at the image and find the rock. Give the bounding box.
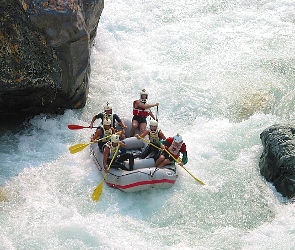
[259,124,295,198]
[0,0,104,120]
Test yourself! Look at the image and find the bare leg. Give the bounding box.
[158,159,171,168]
[91,129,101,142]
[155,155,165,167]
[139,122,147,135]
[130,120,139,137]
[119,129,126,140]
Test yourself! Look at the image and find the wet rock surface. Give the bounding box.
[259,124,295,198]
[0,0,104,120]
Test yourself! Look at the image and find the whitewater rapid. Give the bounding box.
[1,0,295,249]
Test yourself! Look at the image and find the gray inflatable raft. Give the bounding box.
[90,120,178,192]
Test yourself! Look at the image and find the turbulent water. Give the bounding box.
[2,0,295,249]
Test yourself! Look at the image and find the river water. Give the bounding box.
[1,0,295,249]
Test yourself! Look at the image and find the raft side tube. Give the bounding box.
[122,137,144,149]
[124,158,155,170]
[108,167,177,192]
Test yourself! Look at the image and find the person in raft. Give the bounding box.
[89,103,127,139]
[155,134,188,167]
[103,134,134,172]
[135,120,166,159]
[130,89,159,137]
[91,119,116,151]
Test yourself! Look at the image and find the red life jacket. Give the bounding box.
[165,137,186,158]
[132,100,149,117]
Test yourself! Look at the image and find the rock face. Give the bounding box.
[259,124,295,198]
[0,0,104,120]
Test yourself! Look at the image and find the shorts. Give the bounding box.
[162,151,175,162]
[132,115,147,124]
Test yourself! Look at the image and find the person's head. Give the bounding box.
[173,134,183,145]
[111,134,120,147]
[104,104,112,114]
[140,89,148,104]
[149,120,158,131]
[103,119,111,129]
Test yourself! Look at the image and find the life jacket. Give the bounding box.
[149,129,161,144]
[103,113,114,127]
[167,140,183,158]
[99,126,113,142]
[105,142,118,159]
[133,100,150,117]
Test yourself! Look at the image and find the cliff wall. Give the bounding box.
[0,0,104,120]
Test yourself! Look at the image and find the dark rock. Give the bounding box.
[259,124,295,198]
[0,0,104,121]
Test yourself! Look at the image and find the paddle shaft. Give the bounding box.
[69,131,122,154]
[92,146,119,201]
[138,136,161,150]
[163,148,205,185]
[68,124,99,130]
[138,136,205,185]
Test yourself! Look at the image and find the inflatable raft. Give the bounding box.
[90,120,178,192]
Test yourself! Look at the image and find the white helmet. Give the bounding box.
[149,120,158,127]
[173,134,183,143]
[103,119,111,126]
[140,89,148,103]
[104,105,112,111]
[111,134,120,143]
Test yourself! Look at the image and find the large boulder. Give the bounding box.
[0,0,104,120]
[259,124,295,198]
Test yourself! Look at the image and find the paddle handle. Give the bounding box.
[68,124,99,130]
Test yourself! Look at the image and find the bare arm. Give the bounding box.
[90,115,97,128]
[119,141,127,148]
[119,120,127,129]
[136,129,149,139]
[103,147,110,170]
[159,130,166,140]
[149,111,156,120]
[136,101,159,110]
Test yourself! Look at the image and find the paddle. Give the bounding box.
[68,124,99,130]
[92,146,119,201]
[163,148,205,185]
[138,136,205,185]
[69,142,95,154]
[137,135,161,151]
[69,132,121,154]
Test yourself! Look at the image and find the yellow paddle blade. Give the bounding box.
[69,142,92,154]
[91,146,119,202]
[69,132,121,154]
[181,165,205,185]
[92,179,104,201]
[163,149,205,185]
